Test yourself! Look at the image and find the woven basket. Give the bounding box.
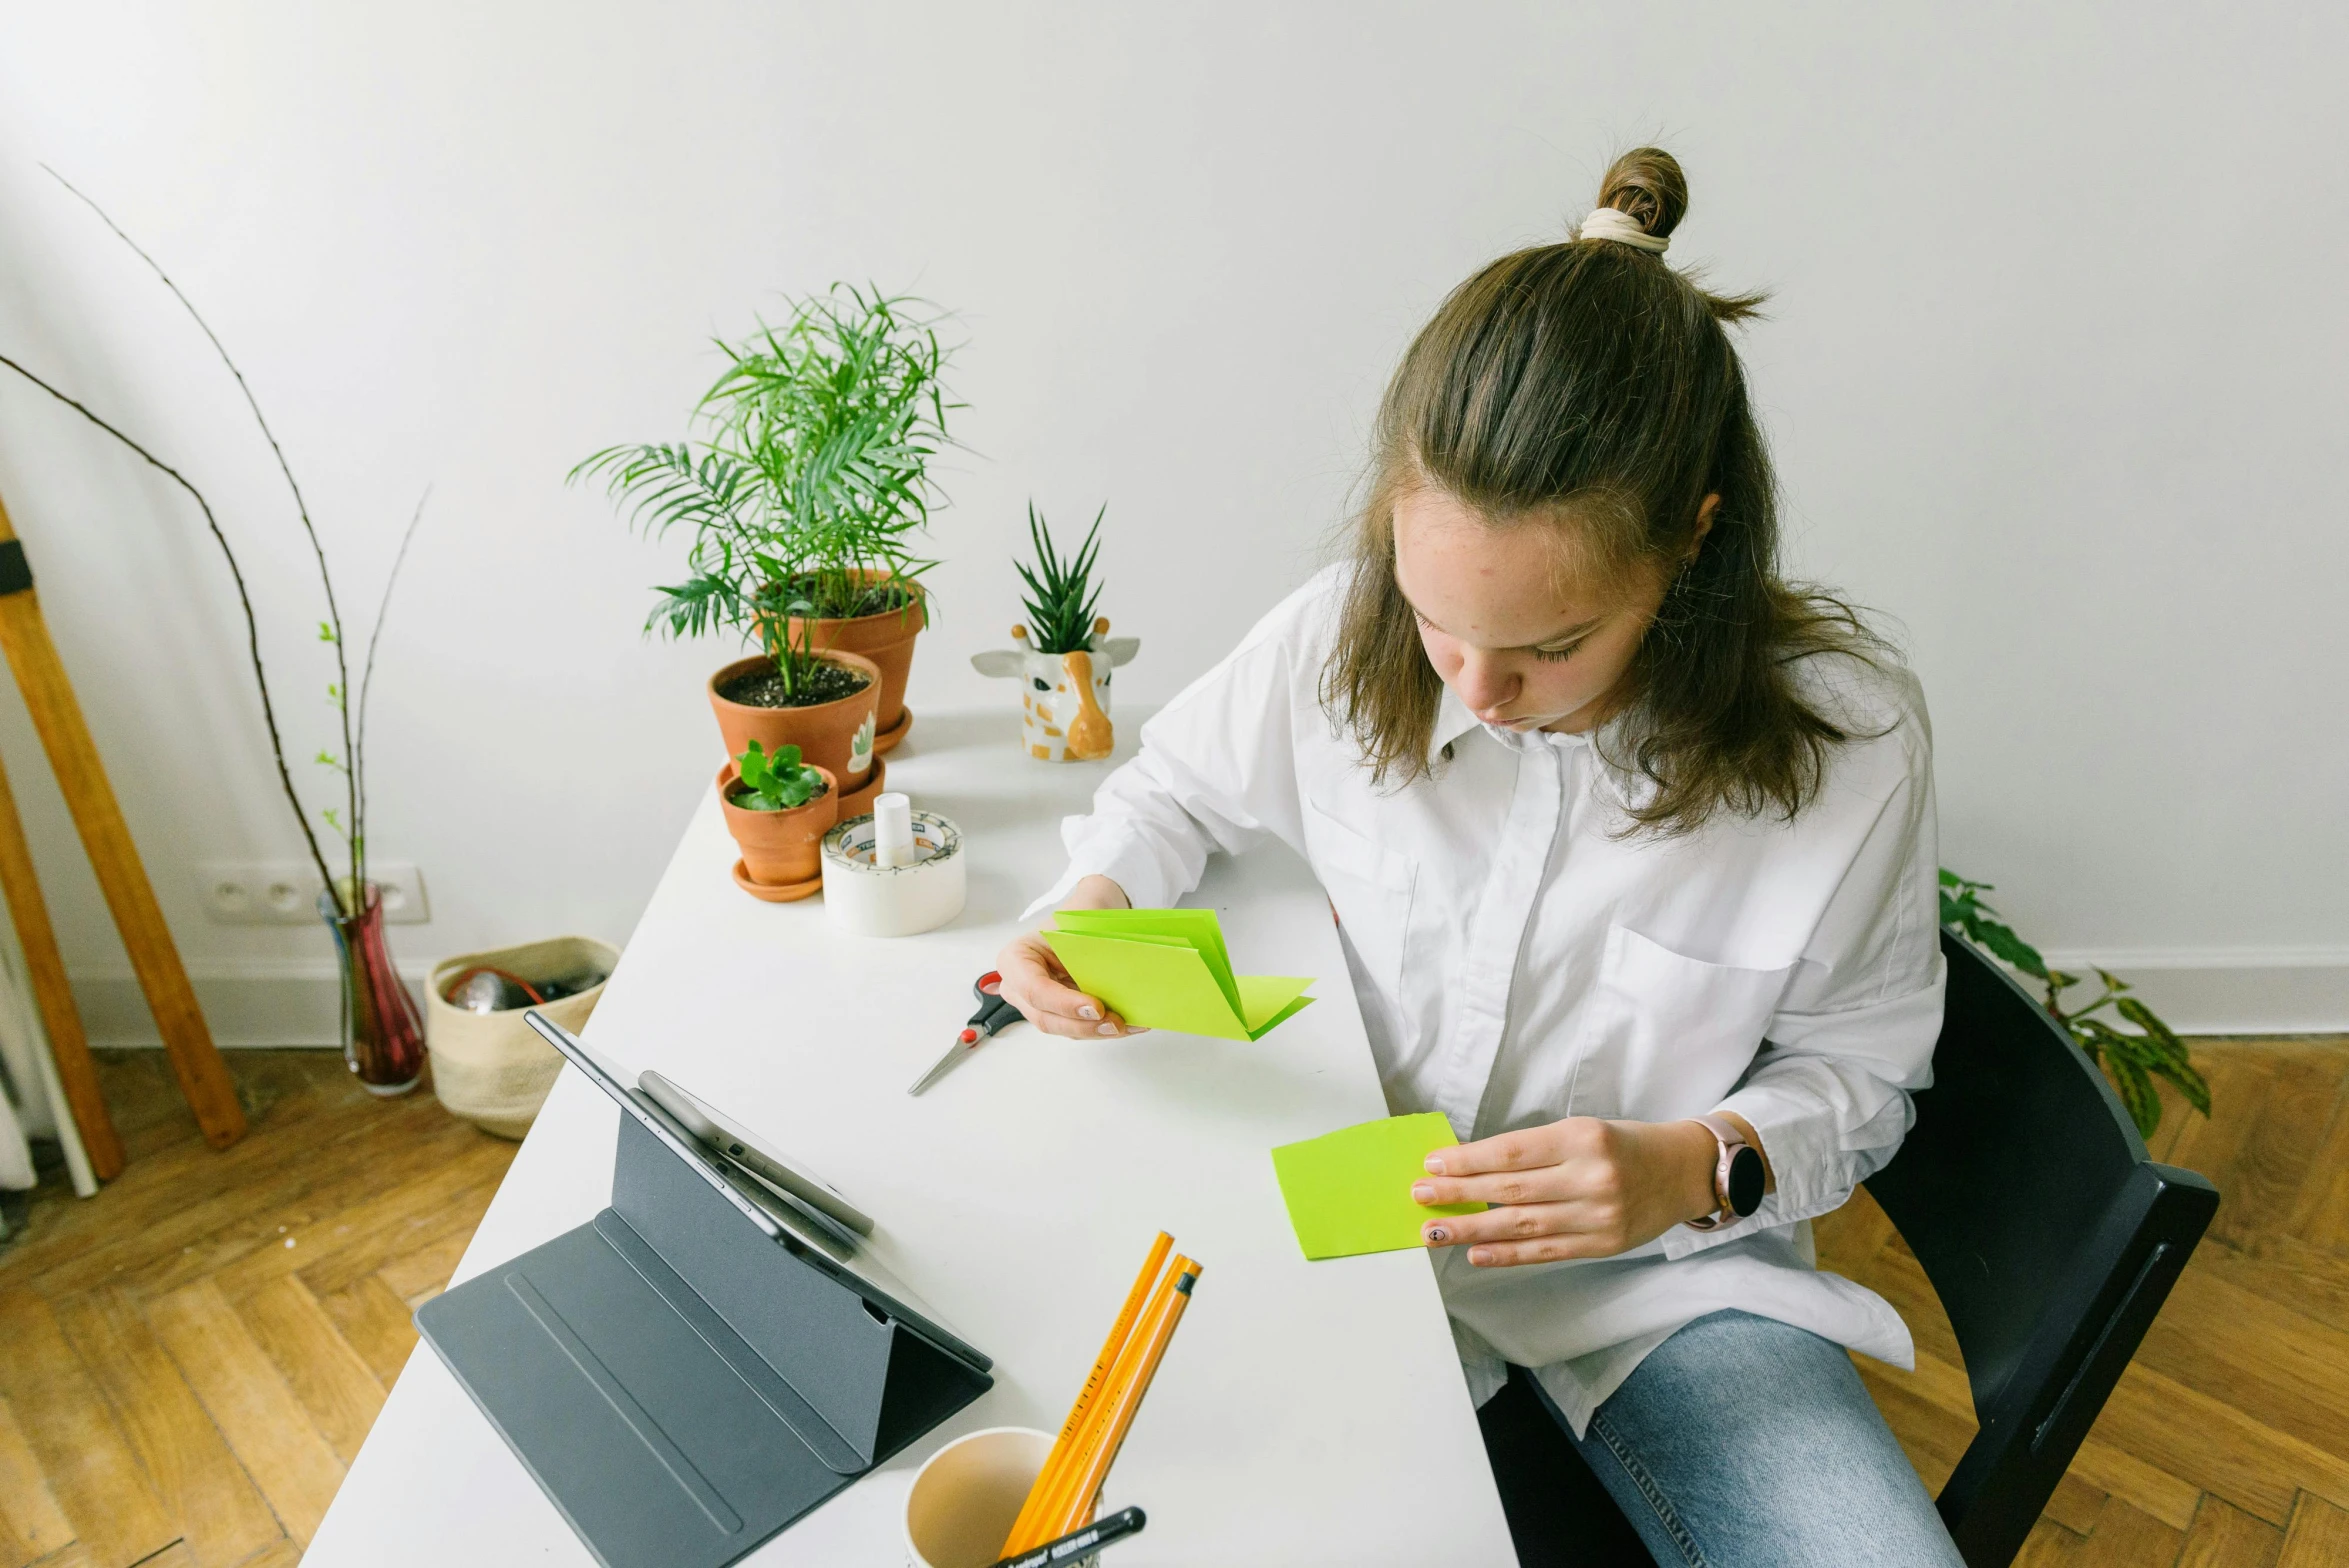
[426,936,619,1139]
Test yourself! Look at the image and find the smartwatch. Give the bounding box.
[1683,1114,1765,1231]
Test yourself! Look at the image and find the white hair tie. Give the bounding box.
[1578,206,1669,254]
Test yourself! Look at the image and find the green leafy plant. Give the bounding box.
[729,741,826,811]
[571,285,958,701]
[1016,503,1105,655]
[1939,869,2211,1139]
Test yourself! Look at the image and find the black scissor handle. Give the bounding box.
[968,970,1022,1034]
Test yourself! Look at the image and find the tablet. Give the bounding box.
[523,1010,989,1375]
[638,1069,875,1237]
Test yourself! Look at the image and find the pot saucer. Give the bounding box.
[873,705,913,756]
[731,859,823,903]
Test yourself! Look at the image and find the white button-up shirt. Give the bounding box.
[1032,567,1943,1433]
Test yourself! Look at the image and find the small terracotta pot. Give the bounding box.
[708,650,883,794]
[778,570,925,754]
[718,762,838,887]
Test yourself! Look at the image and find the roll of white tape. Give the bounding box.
[820,809,967,937]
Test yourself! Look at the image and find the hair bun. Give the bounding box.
[1595,147,1688,241]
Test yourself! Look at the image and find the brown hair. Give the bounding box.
[1321,147,1883,834]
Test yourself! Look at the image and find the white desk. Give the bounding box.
[306,707,1514,1566]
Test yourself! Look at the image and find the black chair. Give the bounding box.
[1484,931,2220,1567]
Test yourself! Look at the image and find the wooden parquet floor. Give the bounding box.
[1,1041,2345,1566]
[0,1050,517,1568]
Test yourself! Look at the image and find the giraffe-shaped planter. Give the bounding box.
[972,617,1140,761]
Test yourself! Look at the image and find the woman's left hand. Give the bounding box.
[1411,1115,1764,1267]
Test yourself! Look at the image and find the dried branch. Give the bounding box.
[44,167,363,913]
[354,488,429,894]
[0,351,340,899]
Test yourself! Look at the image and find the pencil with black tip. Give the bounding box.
[1040,1259,1201,1541]
[1019,1254,1191,1549]
[999,1232,1173,1556]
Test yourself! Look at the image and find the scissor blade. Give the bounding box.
[908,1038,975,1097]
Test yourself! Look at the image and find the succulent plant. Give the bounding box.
[1017,503,1105,656]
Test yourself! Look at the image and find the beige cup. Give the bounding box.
[903,1427,1097,1568]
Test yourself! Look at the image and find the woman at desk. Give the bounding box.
[997,147,1960,1567]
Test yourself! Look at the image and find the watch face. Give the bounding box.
[1726,1146,1766,1218]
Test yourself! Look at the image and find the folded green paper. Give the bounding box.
[1044,907,1315,1042]
[1270,1112,1484,1260]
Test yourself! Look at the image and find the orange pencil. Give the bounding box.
[1019,1255,1192,1550]
[999,1232,1174,1556]
[1041,1259,1202,1540]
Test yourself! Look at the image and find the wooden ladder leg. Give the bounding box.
[0,508,244,1150]
[0,744,124,1177]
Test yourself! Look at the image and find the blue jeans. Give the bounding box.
[1500,1310,1965,1566]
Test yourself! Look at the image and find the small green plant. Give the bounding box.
[572,284,958,701]
[730,741,827,811]
[1016,503,1105,655]
[1939,869,2211,1140]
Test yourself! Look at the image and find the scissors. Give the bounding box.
[908,971,1024,1096]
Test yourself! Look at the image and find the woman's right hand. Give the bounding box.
[996,874,1147,1040]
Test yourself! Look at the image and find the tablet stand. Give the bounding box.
[418,1113,993,1568]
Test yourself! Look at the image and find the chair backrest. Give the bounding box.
[1865,933,2218,1567]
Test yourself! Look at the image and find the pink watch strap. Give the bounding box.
[1683,1114,1749,1232]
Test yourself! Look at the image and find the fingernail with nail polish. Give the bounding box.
[1078,1005,1099,1021]
[1424,1225,1448,1244]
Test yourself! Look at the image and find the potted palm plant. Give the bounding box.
[575,284,956,789]
[719,740,837,901]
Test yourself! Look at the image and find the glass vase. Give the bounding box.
[318,881,426,1095]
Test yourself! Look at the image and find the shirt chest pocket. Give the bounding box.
[1564,925,1796,1123]
[1300,801,1416,1027]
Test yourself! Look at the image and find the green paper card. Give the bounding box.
[1044,907,1314,1041]
[1054,907,1238,1012]
[1270,1112,1485,1260]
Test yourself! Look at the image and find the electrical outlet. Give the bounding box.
[195,861,431,925]
[369,864,430,923]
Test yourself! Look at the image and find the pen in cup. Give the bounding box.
[984,1505,1146,1568]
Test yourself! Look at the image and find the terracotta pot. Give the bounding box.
[718,762,838,887]
[778,570,926,754]
[837,754,887,819]
[708,650,884,795]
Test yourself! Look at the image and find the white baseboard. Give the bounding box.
[65,948,2349,1048]
[68,962,432,1050]
[2017,949,2348,1036]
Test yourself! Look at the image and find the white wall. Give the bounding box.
[0,2,2341,1039]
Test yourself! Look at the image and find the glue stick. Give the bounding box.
[874,792,916,868]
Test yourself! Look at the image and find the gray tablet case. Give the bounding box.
[417,1111,992,1568]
